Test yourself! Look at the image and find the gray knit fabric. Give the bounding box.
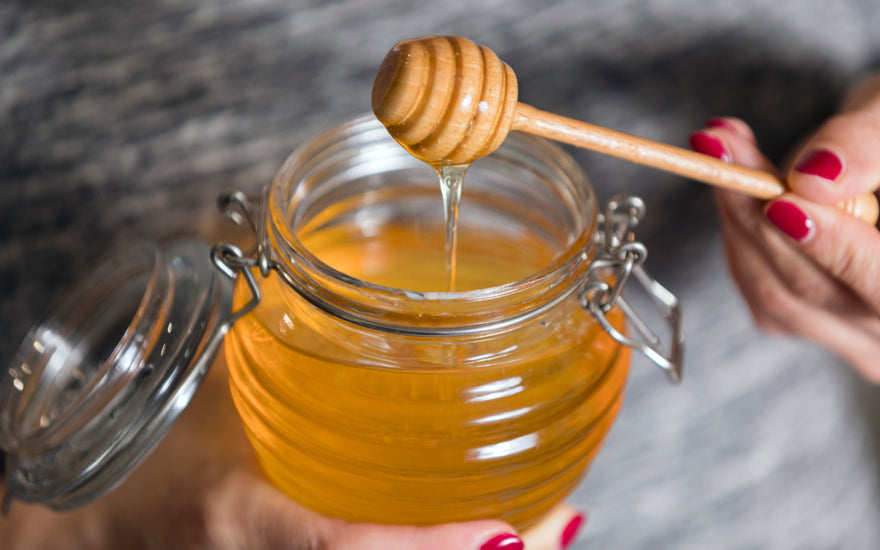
[4,1,880,548]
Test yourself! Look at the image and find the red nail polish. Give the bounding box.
[706,117,737,132]
[560,513,586,549]
[794,149,842,181]
[765,200,814,241]
[480,533,524,550]
[689,131,731,162]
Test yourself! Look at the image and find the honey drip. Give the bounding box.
[436,164,467,291]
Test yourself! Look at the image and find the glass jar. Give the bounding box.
[1,115,681,529]
[220,115,674,530]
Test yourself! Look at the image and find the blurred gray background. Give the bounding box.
[4,1,880,548]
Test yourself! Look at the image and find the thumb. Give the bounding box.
[328,519,523,550]
[764,193,880,312]
[205,473,523,550]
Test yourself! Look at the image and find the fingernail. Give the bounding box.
[794,149,842,181]
[480,533,524,550]
[765,200,815,241]
[689,131,732,162]
[706,117,737,132]
[560,513,586,549]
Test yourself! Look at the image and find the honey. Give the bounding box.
[223,115,630,530]
[436,163,467,291]
[226,222,628,529]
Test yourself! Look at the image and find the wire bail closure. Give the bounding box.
[211,190,684,382]
[580,196,684,383]
[210,189,269,329]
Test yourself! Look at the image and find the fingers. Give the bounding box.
[714,188,880,380]
[763,194,880,321]
[208,472,528,550]
[214,473,589,550]
[715,184,867,317]
[745,202,880,380]
[692,117,880,308]
[689,117,780,177]
[692,113,880,218]
[521,503,586,550]
[330,519,524,550]
[332,503,588,550]
[715,187,838,330]
[691,117,879,313]
[692,117,880,380]
[784,111,880,204]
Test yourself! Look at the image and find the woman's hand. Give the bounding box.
[1,352,586,550]
[689,74,880,382]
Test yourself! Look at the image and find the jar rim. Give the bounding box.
[266,114,599,334]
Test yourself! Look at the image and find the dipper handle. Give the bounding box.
[513,103,879,224]
[371,35,879,225]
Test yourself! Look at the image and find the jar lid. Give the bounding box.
[0,239,233,511]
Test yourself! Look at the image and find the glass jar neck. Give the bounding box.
[265,115,598,336]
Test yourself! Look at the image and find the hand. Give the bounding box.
[0,352,586,550]
[689,73,880,381]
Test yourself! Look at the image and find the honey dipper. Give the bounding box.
[372,35,879,224]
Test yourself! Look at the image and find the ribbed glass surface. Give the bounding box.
[224,116,628,529]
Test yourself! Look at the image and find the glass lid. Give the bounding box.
[0,240,233,511]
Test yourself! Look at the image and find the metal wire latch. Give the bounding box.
[580,196,684,383]
[210,190,269,329]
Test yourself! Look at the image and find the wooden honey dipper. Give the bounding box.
[372,35,879,224]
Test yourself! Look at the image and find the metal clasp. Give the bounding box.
[580,196,684,383]
[210,188,271,326]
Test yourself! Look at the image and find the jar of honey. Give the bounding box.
[1,115,681,530]
[220,115,681,529]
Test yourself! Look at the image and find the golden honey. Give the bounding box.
[223,115,630,529]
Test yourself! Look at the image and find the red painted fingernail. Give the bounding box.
[689,131,732,162]
[706,117,737,132]
[765,200,815,241]
[794,149,842,181]
[480,533,524,550]
[560,513,586,549]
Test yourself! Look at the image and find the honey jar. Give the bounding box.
[1,115,682,530]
